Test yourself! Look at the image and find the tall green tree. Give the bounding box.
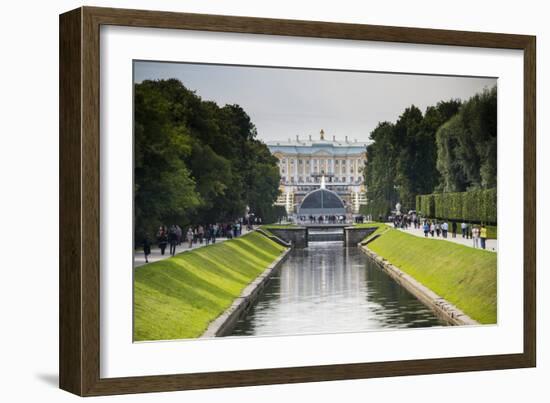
[364,86,496,218]
[134,78,281,241]
[393,105,424,209]
[436,86,497,191]
[134,81,201,241]
[364,122,399,218]
[364,99,462,216]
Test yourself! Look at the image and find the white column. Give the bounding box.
[286,156,292,183]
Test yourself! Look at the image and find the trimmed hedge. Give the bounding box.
[416,188,496,224]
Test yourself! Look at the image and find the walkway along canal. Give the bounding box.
[228,240,447,337]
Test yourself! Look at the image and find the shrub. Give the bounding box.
[416,188,496,224]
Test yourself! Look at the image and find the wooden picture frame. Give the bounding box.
[59,6,536,396]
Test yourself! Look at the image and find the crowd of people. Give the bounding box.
[140,218,256,264]
[392,213,490,250]
[296,215,348,224]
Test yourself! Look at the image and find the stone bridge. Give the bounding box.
[266,225,378,248]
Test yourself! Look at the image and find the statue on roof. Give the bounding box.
[320,129,325,140]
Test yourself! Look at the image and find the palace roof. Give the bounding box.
[266,139,368,156]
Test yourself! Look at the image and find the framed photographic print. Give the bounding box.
[59,6,536,396]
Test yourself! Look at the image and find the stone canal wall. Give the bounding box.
[256,228,292,247]
[359,244,479,326]
[344,227,377,247]
[268,227,308,248]
[201,247,291,337]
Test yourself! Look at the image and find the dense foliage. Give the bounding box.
[134,79,281,241]
[364,100,461,217]
[415,188,497,224]
[364,86,496,218]
[436,86,497,192]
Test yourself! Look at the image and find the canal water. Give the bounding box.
[230,242,446,337]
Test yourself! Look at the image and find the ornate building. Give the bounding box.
[266,130,369,215]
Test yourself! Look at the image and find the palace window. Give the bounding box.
[299,159,303,164]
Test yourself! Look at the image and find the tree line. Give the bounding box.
[363,86,497,218]
[134,79,282,242]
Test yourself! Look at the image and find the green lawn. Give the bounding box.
[134,231,287,341]
[367,229,497,324]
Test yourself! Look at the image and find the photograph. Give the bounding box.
[132,61,498,342]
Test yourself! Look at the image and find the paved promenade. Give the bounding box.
[396,225,498,252]
[134,227,254,268]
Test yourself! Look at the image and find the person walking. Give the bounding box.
[435,222,441,237]
[211,224,218,244]
[157,226,168,255]
[461,222,467,238]
[205,225,211,245]
[442,221,448,238]
[480,225,488,250]
[198,225,204,244]
[175,225,182,245]
[168,225,178,256]
[142,236,151,264]
[472,225,480,248]
[186,227,194,248]
[423,221,429,237]
[430,221,435,237]
[452,221,457,238]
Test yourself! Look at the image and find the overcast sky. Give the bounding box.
[134,61,496,143]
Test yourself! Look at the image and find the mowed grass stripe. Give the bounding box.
[134,231,287,341]
[367,229,497,324]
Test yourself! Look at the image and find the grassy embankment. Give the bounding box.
[134,231,287,341]
[366,228,497,324]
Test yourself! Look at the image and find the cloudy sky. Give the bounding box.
[134,61,496,143]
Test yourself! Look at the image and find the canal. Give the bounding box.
[230,241,447,337]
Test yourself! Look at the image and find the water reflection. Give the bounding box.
[230,242,446,337]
